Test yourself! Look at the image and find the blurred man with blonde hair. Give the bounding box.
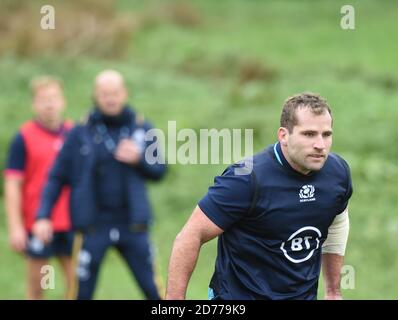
[4,76,73,299]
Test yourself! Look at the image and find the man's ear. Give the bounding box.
[277,127,289,147]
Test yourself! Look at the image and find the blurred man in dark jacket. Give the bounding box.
[33,70,167,300]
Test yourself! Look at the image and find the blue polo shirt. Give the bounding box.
[198,142,353,300]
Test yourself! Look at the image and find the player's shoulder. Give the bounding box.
[8,130,25,152]
[253,146,274,164]
[251,145,278,174]
[326,152,350,170]
[324,152,351,179]
[19,120,37,134]
[63,122,87,144]
[67,123,83,135]
[227,146,274,178]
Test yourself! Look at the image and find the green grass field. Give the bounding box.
[1,0,398,299]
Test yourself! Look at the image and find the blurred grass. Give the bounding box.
[0,0,398,299]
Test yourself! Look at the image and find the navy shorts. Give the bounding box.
[26,231,74,259]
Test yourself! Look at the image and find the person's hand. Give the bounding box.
[32,219,53,245]
[114,139,142,165]
[9,224,27,252]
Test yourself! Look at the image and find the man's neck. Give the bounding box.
[35,117,63,132]
[280,144,311,176]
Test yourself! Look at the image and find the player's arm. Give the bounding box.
[5,175,26,252]
[4,133,27,253]
[166,163,254,300]
[321,207,350,300]
[166,206,223,300]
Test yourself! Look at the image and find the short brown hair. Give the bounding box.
[280,92,332,132]
[30,76,63,96]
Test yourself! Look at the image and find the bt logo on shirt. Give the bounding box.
[280,226,322,263]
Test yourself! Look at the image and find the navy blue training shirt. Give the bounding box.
[93,112,131,223]
[198,142,353,300]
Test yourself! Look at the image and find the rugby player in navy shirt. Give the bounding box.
[166,92,352,300]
